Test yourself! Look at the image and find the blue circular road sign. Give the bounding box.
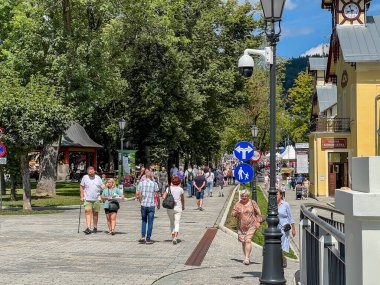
[0,144,6,157]
[234,163,254,184]
[233,141,254,161]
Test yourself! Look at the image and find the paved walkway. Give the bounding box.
[0,183,334,285]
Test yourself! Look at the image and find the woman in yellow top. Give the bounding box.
[101,179,124,235]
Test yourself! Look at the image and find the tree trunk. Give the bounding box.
[21,154,32,210]
[107,140,114,171]
[0,170,5,195]
[62,0,72,35]
[36,143,59,197]
[10,175,16,201]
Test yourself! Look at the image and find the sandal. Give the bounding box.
[138,238,145,243]
[243,258,250,265]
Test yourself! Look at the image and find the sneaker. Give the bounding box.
[172,238,177,245]
[138,238,145,243]
[199,207,204,211]
[210,193,213,197]
[92,228,97,234]
[84,228,91,235]
[222,194,224,197]
[145,240,153,245]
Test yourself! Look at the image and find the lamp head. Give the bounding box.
[260,0,286,22]
[119,118,126,131]
[251,125,259,138]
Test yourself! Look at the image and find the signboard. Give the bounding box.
[0,144,6,157]
[250,150,261,162]
[296,153,309,174]
[0,157,6,165]
[233,141,254,161]
[295,143,309,149]
[234,163,254,184]
[321,138,347,149]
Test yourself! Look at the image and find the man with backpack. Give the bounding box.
[184,166,194,198]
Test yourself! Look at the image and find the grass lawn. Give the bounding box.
[225,184,297,259]
[1,182,136,209]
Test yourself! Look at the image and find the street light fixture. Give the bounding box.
[119,119,126,184]
[260,0,286,284]
[251,124,259,202]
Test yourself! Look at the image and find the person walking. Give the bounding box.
[281,182,286,199]
[232,190,262,265]
[277,189,296,268]
[162,176,185,244]
[217,169,224,197]
[302,178,310,200]
[136,171,160,244]
[264,173,269,190]
[205,168,214,197]
[158,166,168,196]
[184,166,194,198]
[193,170,206,211]
[80,166,105,235]
[101,178,125,235]
[170,164,178,180]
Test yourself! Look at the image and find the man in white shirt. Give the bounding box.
[80,166,105,234]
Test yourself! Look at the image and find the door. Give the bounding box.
[328,163,336,196]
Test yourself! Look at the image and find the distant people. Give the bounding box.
[277,189,296,268]
[302,178,310,200]
[184,166,194,198]
[101,178,124,235]
[137,171,160,244]
[101,173,107,185]
[177,167,184,183]
[286,176,292,191]
[162,176,185,244]
[281,182,286,199]
[290,176,296,191]
[223,168,228,186]
[264,173,269,190]
[232,189,263,265]
[193,170,206,211]
[217,169,224,197]
[227,168,233,185]
[205,168,214,197]
[170,164,178,179]
[297,174,303,185]
[158,167,168,196]
[191,165,198,196]
[80,166,105,235]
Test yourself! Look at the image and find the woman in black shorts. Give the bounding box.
[101,179,124,235]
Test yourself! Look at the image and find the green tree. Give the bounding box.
[287,71,314,142]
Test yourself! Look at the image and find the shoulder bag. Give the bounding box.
[162,186,175,209]
[107,189,120,212]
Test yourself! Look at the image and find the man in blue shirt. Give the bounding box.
[297,174,303,185]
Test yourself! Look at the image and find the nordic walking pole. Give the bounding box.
[77,201,82,233]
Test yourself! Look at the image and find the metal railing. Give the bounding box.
[300,204,345,285]
[310,118,351,132]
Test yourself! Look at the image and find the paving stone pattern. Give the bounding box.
[0,184,308,285]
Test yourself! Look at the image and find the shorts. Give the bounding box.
[195,190,204,200]
[84,200,101,212]
[105,208,118,214]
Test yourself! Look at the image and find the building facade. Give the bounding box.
[309,0,378,197]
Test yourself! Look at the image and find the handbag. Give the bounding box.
[107,189,120,211]
[162,186,175,209]
[282,223,291,232]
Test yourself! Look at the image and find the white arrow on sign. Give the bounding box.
[235,145,253,160]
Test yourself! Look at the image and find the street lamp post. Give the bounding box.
[119,119,126,185]
[259,0,286,284]
[251,125,258,202]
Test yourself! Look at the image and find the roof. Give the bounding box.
[337,16,380,62]
[61,122,103,148]
[316,85,337,113]
[309,57,328,71]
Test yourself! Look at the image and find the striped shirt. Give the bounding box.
[139,179,159,207]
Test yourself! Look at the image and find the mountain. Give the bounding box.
[301,43,329,57]
[282,56,309,98]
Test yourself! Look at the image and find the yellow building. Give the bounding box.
[309,0,378,197]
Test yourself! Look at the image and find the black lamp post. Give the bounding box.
[251,124,258,202]
[259,0,286,284]
[119,119,126,184]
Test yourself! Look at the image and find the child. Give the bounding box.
[281,182,286,199]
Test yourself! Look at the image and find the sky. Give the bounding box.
[243,0,380,58]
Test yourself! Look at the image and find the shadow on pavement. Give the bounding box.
[230,258,261,265]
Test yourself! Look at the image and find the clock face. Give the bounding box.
[343,3,360,19]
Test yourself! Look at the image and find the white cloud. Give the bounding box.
[301,43,330,57]
[281,26,314,39]
[285,0,297,10]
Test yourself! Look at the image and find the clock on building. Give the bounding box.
[343,2,360,20]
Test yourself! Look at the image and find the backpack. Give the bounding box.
[188,171,194,181]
